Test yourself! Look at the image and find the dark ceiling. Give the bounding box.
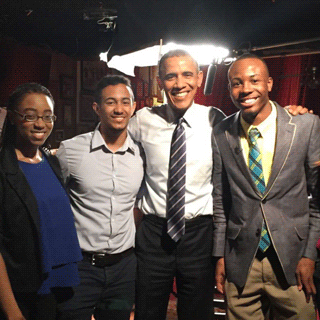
[1,0,320,59]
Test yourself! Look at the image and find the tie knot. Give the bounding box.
[248,128,261,144]
[177,117,184,126]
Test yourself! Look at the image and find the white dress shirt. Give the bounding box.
[56,125,144,253]
[128,103,225,219]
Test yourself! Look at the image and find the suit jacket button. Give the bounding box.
[256,229,261,236]
[262,199,266,204]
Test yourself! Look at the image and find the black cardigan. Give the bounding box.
[0,145,64,293]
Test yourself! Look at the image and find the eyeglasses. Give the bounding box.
[14,110,57,123]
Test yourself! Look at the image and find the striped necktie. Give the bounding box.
[248,128,271,253]
[167,117,186,242]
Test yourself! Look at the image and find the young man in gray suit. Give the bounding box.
[213,54,320,319]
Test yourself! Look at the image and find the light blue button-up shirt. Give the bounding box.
[56,125,144,253]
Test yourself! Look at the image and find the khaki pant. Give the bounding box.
[225,256,316,320]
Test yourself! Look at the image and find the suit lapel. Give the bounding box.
[1,146,41,233]
[265,102,296,194]
[225,112,259,193]
[224,104,295,197]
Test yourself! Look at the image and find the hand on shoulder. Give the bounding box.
[285,105,313,116]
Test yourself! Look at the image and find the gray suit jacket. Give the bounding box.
[212,102,320,288]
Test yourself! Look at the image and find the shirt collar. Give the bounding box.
[240,101,277,138]
[91,123,136,154]
[165,102,196,128]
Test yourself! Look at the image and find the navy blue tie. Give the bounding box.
[167,118,186,242]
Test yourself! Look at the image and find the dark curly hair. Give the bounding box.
[94,75,134,105]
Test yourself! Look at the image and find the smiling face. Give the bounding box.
[13,93,54,149]
[159,55,203,115]
[228,57,273,125]
[93,83,136,134]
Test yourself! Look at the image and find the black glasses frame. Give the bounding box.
[14,110,57,123]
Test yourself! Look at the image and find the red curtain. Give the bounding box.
[267,56,303,106]
[197,54,320,116]
[195,65,237,116]
[0,38,52,107]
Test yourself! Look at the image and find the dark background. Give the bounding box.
[1,0,320,148]
[1,0,320,59]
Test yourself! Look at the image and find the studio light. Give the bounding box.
[100,42,229,76]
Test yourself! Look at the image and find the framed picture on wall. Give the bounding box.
[82,61,107,92]
[79,94,96,122]
[63,105,72,127]
[60,75,75,99]
[55,129,64,142]
[144,81,149,97]
[136,79,144,99]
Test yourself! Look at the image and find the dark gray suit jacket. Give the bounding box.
[212,102,320,288]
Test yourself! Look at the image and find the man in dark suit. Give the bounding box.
[213,54,320,319]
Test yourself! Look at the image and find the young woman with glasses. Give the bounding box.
[0,83,82,320]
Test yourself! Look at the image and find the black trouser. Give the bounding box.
[135,214,214,320]
[57,252,136,320]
